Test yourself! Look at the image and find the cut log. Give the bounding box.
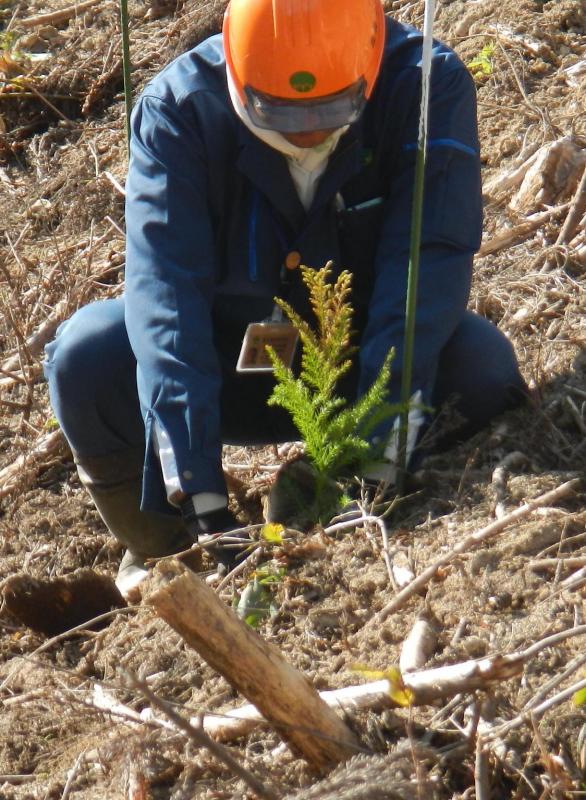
[146,560,359,773]
[509,138,586,214]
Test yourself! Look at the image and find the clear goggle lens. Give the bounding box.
[244,78,367,133]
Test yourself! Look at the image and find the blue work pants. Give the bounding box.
[44,297,526,507]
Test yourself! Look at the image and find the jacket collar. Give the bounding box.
[236,124,306,231]
[236,123,364,231]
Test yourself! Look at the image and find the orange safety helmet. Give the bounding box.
[223,0,386,133]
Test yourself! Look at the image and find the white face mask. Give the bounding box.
[227,68,347,208]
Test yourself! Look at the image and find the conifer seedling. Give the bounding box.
[266,263,399,524]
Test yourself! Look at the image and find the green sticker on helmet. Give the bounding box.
[289,71,316,93]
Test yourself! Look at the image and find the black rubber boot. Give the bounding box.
[75,449,193,597]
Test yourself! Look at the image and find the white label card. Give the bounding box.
[236,322,299,373]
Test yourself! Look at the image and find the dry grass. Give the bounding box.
[0,0,585,797]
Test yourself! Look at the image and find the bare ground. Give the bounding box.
[0,0,585,797]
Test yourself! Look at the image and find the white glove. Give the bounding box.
[363,390,424,487]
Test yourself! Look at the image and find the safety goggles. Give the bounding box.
[243,78,367,133]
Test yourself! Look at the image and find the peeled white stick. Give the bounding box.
[399,613,438,673]
[561,566,586,591]
[201,653,524,743]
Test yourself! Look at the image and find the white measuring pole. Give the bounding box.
[397,0,436,485]
[418,0,436,152]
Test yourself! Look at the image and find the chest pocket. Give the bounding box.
[337,197,386,311]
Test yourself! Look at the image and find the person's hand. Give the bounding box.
[180,500,248,574]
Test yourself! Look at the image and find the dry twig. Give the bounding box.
[529,556,586,571]
[556,162,586,248]
[0,429,68,502]
[21,0,106,28]
[129,673,280,800]
[363,478,580,627]
[478,203,570,257]
[487,677,586,741]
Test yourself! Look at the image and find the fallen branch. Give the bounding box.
[509,138,585,214]
[487,677,586,741]
[201,624,586,744]
[478,203,569,257]
[0,429,69,502]
[21,0,105,28]
[555,162,586,247]
[488,22,555,60]
[201,653,524,742]
[91,625,586,749]
[363,478,581,628]
[529,556,586,572]
[147,560,359,773]
[483,147,541,199]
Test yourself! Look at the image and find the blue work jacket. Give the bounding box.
[125,17,482,512]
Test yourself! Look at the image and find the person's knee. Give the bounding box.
[472,325,526,408]
[45,300,129,401]
[435,313,527,432]
[46,315,100,395]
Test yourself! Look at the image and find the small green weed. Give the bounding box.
[234,565,286,628]
[0,31,17,50]
[467,41,497,81]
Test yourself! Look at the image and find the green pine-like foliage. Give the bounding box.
[267,263,398,481]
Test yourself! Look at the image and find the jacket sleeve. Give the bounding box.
[125,93,227,511]
[358,62,482,438]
